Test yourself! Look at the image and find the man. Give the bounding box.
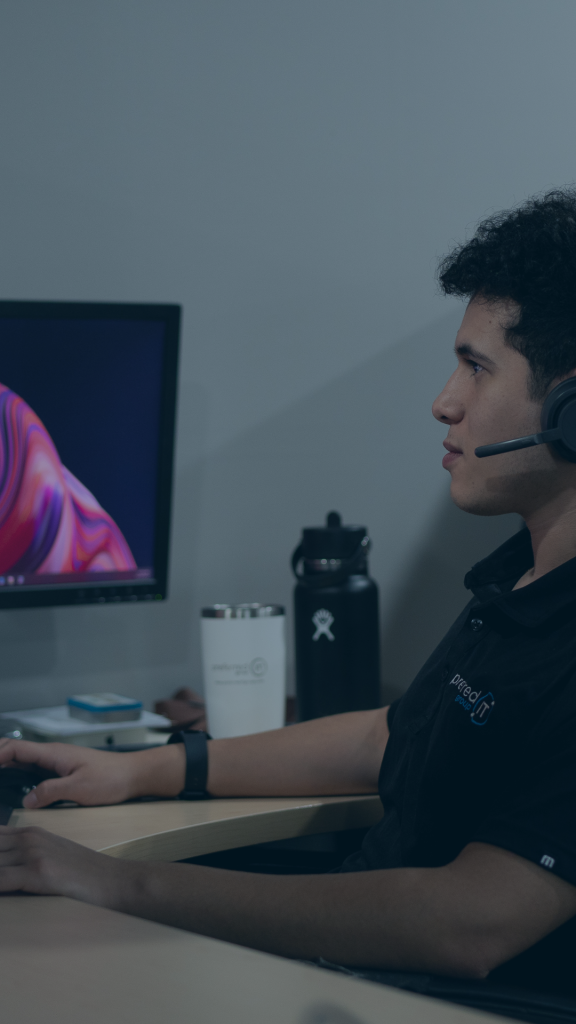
[1,190,576,1002]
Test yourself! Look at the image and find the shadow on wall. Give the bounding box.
[380,495,520,704]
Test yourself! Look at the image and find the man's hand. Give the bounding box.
[0,708,389,809]
[0,739,186,808]
[0,824,128,901]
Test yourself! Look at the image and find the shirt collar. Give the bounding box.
[464,527,576,626]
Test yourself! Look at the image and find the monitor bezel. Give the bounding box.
[0,300,180,610]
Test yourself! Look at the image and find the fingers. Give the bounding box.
[0,826,67,894]
[0,826,23,865]
[0,738,36,764]
[0,866,33,892]
[22,775,79,809]
[0,824,46,843]
[0,823,116,899]
[0,827,49,889]
[0,737,24,764]
[0,825,18,848]
[0,740,110,803]
[0,738,66,770]
[0,849,23,867]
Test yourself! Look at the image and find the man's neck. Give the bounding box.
[514,488,576,590]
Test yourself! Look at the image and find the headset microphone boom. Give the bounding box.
[475,378,576,461]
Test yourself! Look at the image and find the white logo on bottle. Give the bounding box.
[312,609,335,641]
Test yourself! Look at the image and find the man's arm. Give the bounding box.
[0,829,574,978]
[0,706,390,808]
[207,707,389,796]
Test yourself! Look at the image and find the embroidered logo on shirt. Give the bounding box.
[470,692,495,725]
[448,674,495,725]
[540,854,555,869]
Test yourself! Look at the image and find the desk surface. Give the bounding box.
[12,792,384,860]
[4,795,511,1024]
[1,892,506,1024]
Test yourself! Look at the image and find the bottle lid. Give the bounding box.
[301,511,367,559]
[201,603,285,618]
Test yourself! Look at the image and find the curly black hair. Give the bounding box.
[438,189,576,399]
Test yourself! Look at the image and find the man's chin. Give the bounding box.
[449,480,514,517]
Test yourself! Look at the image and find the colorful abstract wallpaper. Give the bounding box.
[0,315,165,589]
[0,383,136,576]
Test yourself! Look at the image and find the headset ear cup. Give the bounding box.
[541,378,576,462]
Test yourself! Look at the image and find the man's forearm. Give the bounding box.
[92,855,488,977]
[206,707,389,796]
[131,707,389,800]
[87,840,576,980]
[94,857,461,973]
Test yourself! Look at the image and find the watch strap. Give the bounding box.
[167,729,211,800]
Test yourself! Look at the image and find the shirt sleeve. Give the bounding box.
[472,707,576,888]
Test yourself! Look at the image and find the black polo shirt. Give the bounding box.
[340,527,576,996]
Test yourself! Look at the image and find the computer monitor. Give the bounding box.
[0,301,180,609]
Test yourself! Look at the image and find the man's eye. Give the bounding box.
[470,361,483,375]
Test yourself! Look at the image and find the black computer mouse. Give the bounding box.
[0,763,59,808]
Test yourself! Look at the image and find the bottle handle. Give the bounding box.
[290,536,371,589]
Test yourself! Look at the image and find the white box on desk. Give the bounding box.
[0,706,170,747]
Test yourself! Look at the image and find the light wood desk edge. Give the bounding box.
[12,793,384,862]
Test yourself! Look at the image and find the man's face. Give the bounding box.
[433,296,571,517]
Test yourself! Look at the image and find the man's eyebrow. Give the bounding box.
[455,342,496,365]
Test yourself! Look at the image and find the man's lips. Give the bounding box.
[442,440,463,470]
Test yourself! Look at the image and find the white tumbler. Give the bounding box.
[201,604,286,738]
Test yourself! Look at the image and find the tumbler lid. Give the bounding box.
[201,603,285,618]
[301,511,367,559]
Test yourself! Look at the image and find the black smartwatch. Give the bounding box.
[167,730,211,800]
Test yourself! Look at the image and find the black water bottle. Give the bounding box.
[291,511,380,720]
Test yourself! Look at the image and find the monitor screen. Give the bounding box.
[0,301,180,609]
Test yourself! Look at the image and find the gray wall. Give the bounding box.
[0,0,573,712]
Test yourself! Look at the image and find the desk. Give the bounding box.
[2,796,509,1024]
[11,793,383,860]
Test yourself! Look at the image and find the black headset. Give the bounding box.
[475,377,576,462]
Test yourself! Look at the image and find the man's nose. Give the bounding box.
[432,372,464,425]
